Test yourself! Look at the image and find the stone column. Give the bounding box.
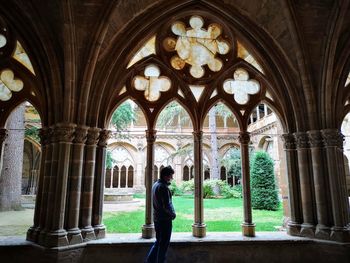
[110,168,113,188]
[38,128,54,245]
[142,130,156,238]
[192,131,206,237]
[80,127,100,241]
[281,134,302,236]
[27,128,48,242]
[126,166,129,188]
[294,132,316,237]
[256,107,260,120]
[45,123,76,247]
[322,129,350,242]
[66,126,88,244]
[307,130,331,239]
[118,168,121,188]
[264,104,268,116]
[239,132,255,237]
[93,129,111,239]
[0,129,7,166]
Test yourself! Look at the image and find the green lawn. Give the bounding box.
[103,196,284,233]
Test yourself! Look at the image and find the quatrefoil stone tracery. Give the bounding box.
[163,15,230,78]
[133,65,171,102]
[223,68,260,105]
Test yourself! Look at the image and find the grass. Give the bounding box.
[103,196,283,233]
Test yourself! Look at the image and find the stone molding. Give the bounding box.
[321,129,344,148]
[192,131,203,142]
[74,126,88,144]
[238,131,250,144]
[294,132,309,148]
[281,133,295,149]
[86,127,101,146]
[98,129,111,147]
[307,130,323,148]
[0,128,8,143]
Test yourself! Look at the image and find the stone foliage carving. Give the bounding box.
[38,128,52,145]
[86,128,101,146]
[238,132,250,144]
[281,133,295,149]
[321,129,344,147]
[146,130,157,143]
[307,130,323,148]
[53,124,75,143]
[74,126,88,144]
[294,132,309,149]
[98,129,111,147]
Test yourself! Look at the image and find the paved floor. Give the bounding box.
[0,199,145,236]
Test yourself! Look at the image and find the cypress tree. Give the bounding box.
[250,151,279,210]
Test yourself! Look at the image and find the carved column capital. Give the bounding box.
[38,127,53,145]
[53,123,76,143]
[192,131,203,142]
[294,132,309,148]
[0,128,8,144]
[307,130,323,148]
[86,127,101,146]
[98,129,111,147]
[321,129,344,147]
[281,133,295,149]
[238,131,250,145]
[74,126,88,144]
[145,129,157,143]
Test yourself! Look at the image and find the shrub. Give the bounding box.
[203,180,215,198]
[220,184,242,199]
[169,181,182,196]
[180,179,194,194]
[250,151,279,210]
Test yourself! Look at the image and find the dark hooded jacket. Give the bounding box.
[152,179,176,222]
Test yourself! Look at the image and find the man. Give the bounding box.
[146,165,176,263]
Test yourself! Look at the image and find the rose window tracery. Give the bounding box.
[163,15,230,78]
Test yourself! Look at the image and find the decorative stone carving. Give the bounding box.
[0,128,8,143]
[38,128,52,145]
[74,126,88,144]
[307,130,323,148]
[86,127,100,146]
[145,130,156,143]
[238,131,250,144]
[53,124,75,143]
[192,131,203,143]
[98,129,111,147]
[321,129,344,148]
[281,133,295,149]
[294,132,309,148]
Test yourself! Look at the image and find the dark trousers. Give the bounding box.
[146,220,172,263]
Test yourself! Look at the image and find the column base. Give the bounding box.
[315,224,331,240]
[241,223,255,237]
[192,223,206,238]
[26,226,39,242]
[142,224,155,239]
[81,226,96,241]
[67,228,83,245]
[45,229,69,247]
[330,226,350,242]
[94,224,106,239]
[287,221,301,236]
[300,223,315,238]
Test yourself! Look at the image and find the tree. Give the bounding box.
[221,148,241,182]
[111,101,136,133]
[250,151,279,210]
[0,104,25,211]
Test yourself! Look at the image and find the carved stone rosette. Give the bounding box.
[321,129,344,148]
[238,131,250,145]
[294,132,309,149]
[74,126,88,144]
[281,133,296,149]
[0,128,8,144]
[307,130,323,148]
[86,127,101,146]
[98,129,111,147]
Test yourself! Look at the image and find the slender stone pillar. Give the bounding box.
[66,126,88,244]
[38,128,54,245]
[281,134,302,236]
[45,123,76,247]
[126,166,129,188]
[256,107,260,120]
[192,131,206,237]
[264,104,268,116]
[80,127,100,241]
[110,168,113,188]
[118,168,121,188]
[27,128,49,242]
[0,129,7,163]
[93,129,111,239]
[307,130,331,239]
[322,129,350,242]
[142,130,156,238]
[294,132,316,237]
[239,132,255,237]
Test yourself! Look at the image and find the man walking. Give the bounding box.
[146,166,176,263]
